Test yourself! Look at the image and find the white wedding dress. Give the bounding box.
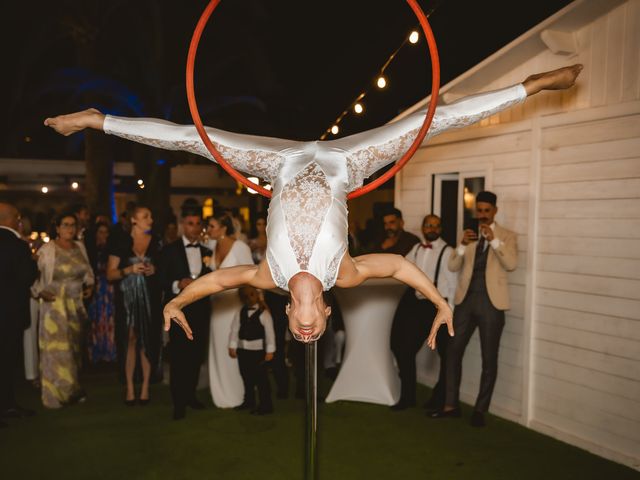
[104,84,526,291]
[206,240,254,408]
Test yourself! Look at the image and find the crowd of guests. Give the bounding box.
[1,189,515,429]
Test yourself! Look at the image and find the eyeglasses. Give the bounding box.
[423,224,441,229]
[60,222,77,228]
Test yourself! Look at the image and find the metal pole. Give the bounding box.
[305,341,318,480]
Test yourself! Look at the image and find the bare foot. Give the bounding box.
[44,108,103,136]
[523,64,583,96]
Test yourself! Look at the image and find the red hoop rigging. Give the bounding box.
[186,0,440,200]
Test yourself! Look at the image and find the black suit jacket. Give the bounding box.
[160,240,212,322]
[0,228,38,331]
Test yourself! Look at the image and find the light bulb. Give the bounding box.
[409,31,419,44]
[41,186,48,193]
[376,76,387,89]
[331,125,339,135]
[71,182,79,190]
[247,177,259,195]
[354,103,364,114]
[137,179,144,185]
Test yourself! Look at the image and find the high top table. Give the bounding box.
[325,278,406,405]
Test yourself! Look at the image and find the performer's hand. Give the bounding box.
[461,229,478,245]
[44,108,104,136]
[479,224,494,242]
[163,301,193,340]
[427,303,454,350]
[228,348,237,358]
[265,352,274,362]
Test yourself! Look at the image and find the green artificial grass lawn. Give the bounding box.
[1,371,638,480]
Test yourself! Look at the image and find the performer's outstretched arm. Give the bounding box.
[162,261,276,340]
[44,109,301,183]
[340,253,454,349]
[331,64,582,191]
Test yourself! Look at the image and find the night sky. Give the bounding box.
[0,0,572,162]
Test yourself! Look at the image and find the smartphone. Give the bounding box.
[464,217,479,233]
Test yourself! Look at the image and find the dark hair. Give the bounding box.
[54,211,78,227]
[249,212,267,238]
[69,203,88,215]
[209,212,235,235]
[381,207,403,219]
[476,191,497,206]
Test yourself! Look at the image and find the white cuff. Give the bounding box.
[456,245,466,256]
[266,344,276,354]
[172,280,180,295]
[228,341,238,349]
[490,238,502,250]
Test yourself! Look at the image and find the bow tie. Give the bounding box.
[186,243,199,248]
[420,243,433,249]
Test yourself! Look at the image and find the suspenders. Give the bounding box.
[412,243,450,288]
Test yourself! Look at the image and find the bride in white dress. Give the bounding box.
[205,213,253,408]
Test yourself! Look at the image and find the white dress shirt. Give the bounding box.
[456,221,502,257]
[172,236,203,294]
[405,237,457,309]
[228,304,276,353]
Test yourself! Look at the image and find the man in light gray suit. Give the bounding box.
[429,191,517,427]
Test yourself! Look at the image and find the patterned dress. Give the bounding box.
[87,247,116,362]
[39,244,92,408]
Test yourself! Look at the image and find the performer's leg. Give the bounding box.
[474,295,506,413]
[443,298,477,410]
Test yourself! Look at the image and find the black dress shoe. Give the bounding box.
[470,411,485,427]
[124,399,137,407]
[173,407,186,421]
[234,402,253,411]
[428,407,461,419]
[138,398,150,407]
[188,399,205,410]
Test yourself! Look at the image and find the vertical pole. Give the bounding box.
[305,342,318,480]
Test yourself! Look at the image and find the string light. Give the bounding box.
[71,181,79,190]
[247,177,259,195]
[137,179,144,185]
[41,186,48,193]
[319,3,440,140]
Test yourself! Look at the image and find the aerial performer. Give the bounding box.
[45,64,583,345]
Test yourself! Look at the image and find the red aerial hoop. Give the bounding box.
[186,0,440,200]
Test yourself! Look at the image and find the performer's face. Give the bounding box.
[286,297,331,343]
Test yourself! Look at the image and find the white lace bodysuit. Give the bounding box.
[104,84,526,291]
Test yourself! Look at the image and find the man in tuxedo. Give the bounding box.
[161,209,212,420]
[390,214,456,412]
[430,191,517,427]
[0,203,38,427]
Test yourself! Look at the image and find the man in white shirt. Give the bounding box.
[390,214,456,411]
[229,286,276,415]
[160,208,212,420]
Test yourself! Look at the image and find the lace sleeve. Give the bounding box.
[103,116,297,183]
[326,84,527,192]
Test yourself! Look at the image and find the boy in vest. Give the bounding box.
[229,286,276,415]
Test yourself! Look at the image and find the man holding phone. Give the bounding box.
[430,191,517,427]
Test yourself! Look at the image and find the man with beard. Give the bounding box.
[430,191,517,427]
[378,207,420,256]
[390,214,456,411]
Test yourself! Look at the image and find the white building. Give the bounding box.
[403,0,640,469]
